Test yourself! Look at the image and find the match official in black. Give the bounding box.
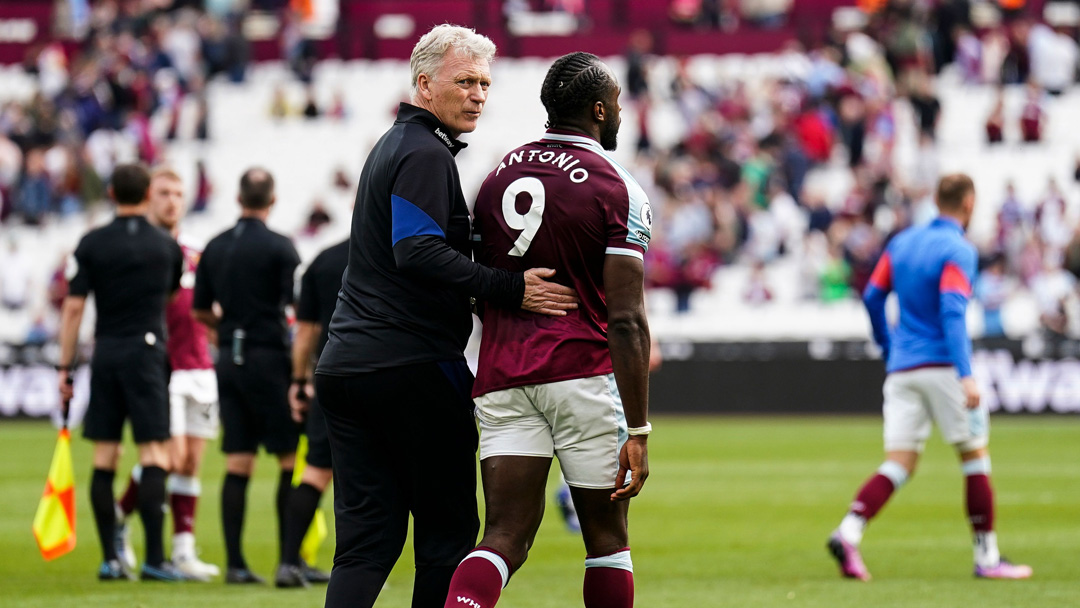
[315,25,578,608]
[274,238,347,588]
[56,163,185,581]
[192,168,301,584]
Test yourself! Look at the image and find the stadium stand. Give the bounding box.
[1,0,1079,348]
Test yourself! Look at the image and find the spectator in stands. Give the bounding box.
[909,72,941,141]
[1028,22,1078,96]
[740,0,792,30]
[986,92,1005,144]
[975,255,1011,338]
[303,88,320,119]
[625,29,654,153]
[1019,82,1045,142]
[953,26,982,84]
[1031,251,1075,340]
[192,159,212,213]
[819,240,852,303]
[744,260,775,304]
[1,240,31,311]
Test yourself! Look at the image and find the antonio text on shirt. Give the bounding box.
[472,129,652,397]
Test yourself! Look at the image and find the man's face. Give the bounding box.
[148,176,185,230]
[599,85,622,151]
[423,49,491,137]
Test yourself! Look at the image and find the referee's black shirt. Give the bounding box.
[67,215,183,340]
[318,103,524,375]
[193,217,301,350]
[296,239,348,357]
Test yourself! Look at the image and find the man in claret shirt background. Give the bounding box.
[827,174,1032,582]
[444,52,652,608]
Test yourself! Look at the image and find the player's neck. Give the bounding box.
[115,202,149,217]
[240,208,271,222]
[938,211,968,230]
[550,122,600,143]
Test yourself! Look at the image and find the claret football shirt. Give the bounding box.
[471,129,652,397]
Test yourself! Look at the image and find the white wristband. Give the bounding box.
[626,422,652,436]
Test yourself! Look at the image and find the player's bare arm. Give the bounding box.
[56,295,86,403]
[604,254,650,501]
[191,308,220,331]
[522,268,580,316]
[289,320,319,422]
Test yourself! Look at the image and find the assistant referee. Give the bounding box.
[315,24,578,608]
[56,163,184,581]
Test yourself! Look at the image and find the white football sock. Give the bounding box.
[974,531,1000,568]
[838,513,867,546]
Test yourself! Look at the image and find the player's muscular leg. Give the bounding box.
[301,466,333,492]
[277,452,296,470]
[226,453,256,476]
[958,447,988,462]
[138,440,171,469]
[477,455,552,571]
[170,436,188,474]
[885,450,920,476]
[568,487,630,557]
[180,436,207,476]
[92,442,122,470]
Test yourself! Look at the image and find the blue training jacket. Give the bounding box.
[863,216,978,378]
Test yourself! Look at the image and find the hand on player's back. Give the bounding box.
[522,268,579,316]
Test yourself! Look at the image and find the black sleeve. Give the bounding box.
[168,240,183,295]
[192,240,215,311]
[389,146,525,307]
[280,239,301,307]
[66,236,92,297]
[296,259,319,322]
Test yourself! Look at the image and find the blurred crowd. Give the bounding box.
[632,0,1080,338]
[0,0,245,227]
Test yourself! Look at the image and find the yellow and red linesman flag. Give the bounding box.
[32,427,76,561]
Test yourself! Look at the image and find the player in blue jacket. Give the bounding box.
[827,174,1032,581]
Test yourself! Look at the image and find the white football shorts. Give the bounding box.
[169,369,220,440]
[882,367,988,453]
[474,374,628,489]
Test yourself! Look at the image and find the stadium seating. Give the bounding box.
[1,53,1076,343]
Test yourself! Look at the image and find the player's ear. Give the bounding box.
[417,74,434,101]
[594,100,606,123]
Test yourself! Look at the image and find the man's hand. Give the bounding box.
[58,370,74,403]
[289,381,314,423]
[611,436,649,501]
[521,268,579,317]
[961,376,980,410]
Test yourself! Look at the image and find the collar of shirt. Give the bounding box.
[932,216,964,233]
[395,103,468,156]
[539,128,603,153]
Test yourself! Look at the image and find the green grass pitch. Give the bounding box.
[1,415,1077,607]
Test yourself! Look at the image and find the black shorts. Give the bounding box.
[304,393,332,469]
[83,336,171,444]
[217,347,299,455]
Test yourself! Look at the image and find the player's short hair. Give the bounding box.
[410,24,496,96]
[110,163,151,205]
[936,173,975,211]
[150,166,182,183]
[238,167,275,210]
[540,52,618,129]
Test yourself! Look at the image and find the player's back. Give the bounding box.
[75,215,181,340]
[883,217,976,372]
[472,130,650,397]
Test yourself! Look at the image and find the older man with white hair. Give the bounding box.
[313,24,578,607]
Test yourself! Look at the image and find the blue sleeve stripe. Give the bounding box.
[391,194,445,246]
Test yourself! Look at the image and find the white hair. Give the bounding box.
[410,24,496,95]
